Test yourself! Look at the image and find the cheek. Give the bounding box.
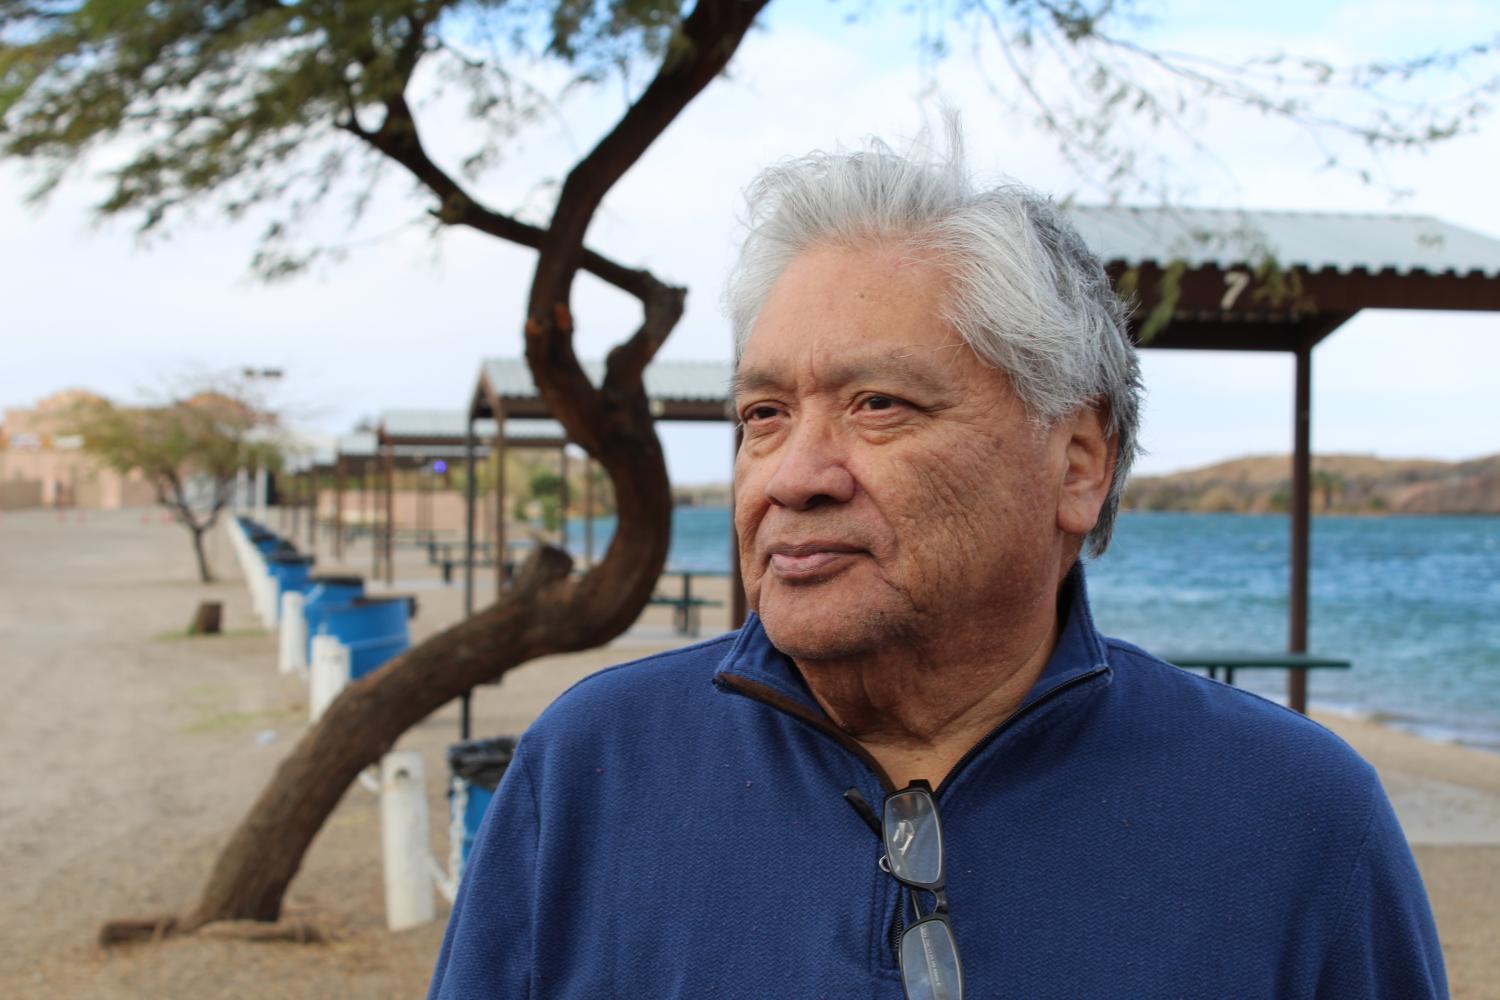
[877,440,1045,574]
[732,456,767,584]
[910,463,1010,557]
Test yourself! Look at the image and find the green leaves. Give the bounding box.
[61,385,282,484]
[547,0,684,64]
[0,0,687,259]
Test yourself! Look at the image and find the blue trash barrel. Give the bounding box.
[446,737,517,875]
[317,597,411,679]
[268,553,315,595]
[265,554,314,625]
[250,532,284,558]
[302,575,365,659]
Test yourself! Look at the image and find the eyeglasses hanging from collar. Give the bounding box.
[846,781,965,1000]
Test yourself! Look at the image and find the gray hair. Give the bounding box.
[724,133,1143,557]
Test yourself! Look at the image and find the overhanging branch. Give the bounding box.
[340,94,676,305]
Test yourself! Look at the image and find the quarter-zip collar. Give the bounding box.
[713,563,1113,788]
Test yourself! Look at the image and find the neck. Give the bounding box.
[794,588,1065,790]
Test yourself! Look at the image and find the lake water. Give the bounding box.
[568,509,1500,752]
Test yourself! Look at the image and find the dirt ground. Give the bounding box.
[1,507,1496,998]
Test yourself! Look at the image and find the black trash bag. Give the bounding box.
[447,736,518,792]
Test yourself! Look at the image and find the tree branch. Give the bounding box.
[526,0,771,434]
[342,94,677,305]
[162,467,204,532]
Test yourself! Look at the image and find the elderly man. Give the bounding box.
[429,142,1446,999]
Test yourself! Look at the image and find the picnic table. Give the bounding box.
[648,570,726,637]
[1160,651,1351,714]
[431,540,539,585]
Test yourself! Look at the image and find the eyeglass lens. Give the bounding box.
[900,917,962,1000]
[882,787,943,887]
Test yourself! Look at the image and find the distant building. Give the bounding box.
[0,391,155,510]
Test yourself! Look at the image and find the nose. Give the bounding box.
[763,416,855,511]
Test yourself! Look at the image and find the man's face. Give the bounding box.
[733,243,1076,662]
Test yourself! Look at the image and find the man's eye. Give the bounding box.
[742,404,781,423]
[859,394,903,412]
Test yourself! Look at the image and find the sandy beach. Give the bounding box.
[1,507,1496,998]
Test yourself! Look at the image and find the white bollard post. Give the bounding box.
[249,562,265,620]
[268,579,282,629]
[309,636,350,721]
[227,520,247,569]
[254,566,277,628]
[279,592,307,674]
[381,750,436,932]
[254,466,269,524]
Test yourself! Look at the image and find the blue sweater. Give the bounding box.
[429,574,1446,998]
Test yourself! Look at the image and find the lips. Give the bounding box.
[764,542,863,580]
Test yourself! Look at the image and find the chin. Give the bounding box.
[756,592,900,661]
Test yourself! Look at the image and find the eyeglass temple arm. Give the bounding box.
[842,787,882,838]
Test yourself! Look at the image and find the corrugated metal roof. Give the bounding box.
[378,409,499,440]
[338,431,377,457]
[481,358,732,402]
[504,418,566,441]
[1064,206,1500,277]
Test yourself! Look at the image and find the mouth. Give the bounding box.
[764,542,864,581]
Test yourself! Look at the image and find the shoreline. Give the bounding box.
[1315,702,1500,758]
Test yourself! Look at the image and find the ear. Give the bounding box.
[1056,403,1116,538]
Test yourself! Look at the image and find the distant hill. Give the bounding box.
[1123,453,1500,515]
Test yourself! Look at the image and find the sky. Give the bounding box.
[2,1,1497,485]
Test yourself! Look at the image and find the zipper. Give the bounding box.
[716,663,1110,965]
[714,674,898,791]
[716,664,1109,797]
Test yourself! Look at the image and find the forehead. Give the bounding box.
[736,243,983,393]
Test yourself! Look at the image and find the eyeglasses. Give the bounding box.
[847,782,965,1000]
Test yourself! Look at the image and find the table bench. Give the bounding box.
[649,570,726,636]
[432,541,498,582]
[1160,651,1351,713]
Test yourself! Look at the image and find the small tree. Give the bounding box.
[65,389,281,582]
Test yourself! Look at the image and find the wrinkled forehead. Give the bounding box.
[733,243,991,392]
[732,342,985,404]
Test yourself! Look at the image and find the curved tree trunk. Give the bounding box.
[187,478,669,924]
[143,0,769,933]
[185,295,685,927]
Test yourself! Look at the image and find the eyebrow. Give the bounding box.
[731,354,959,401]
